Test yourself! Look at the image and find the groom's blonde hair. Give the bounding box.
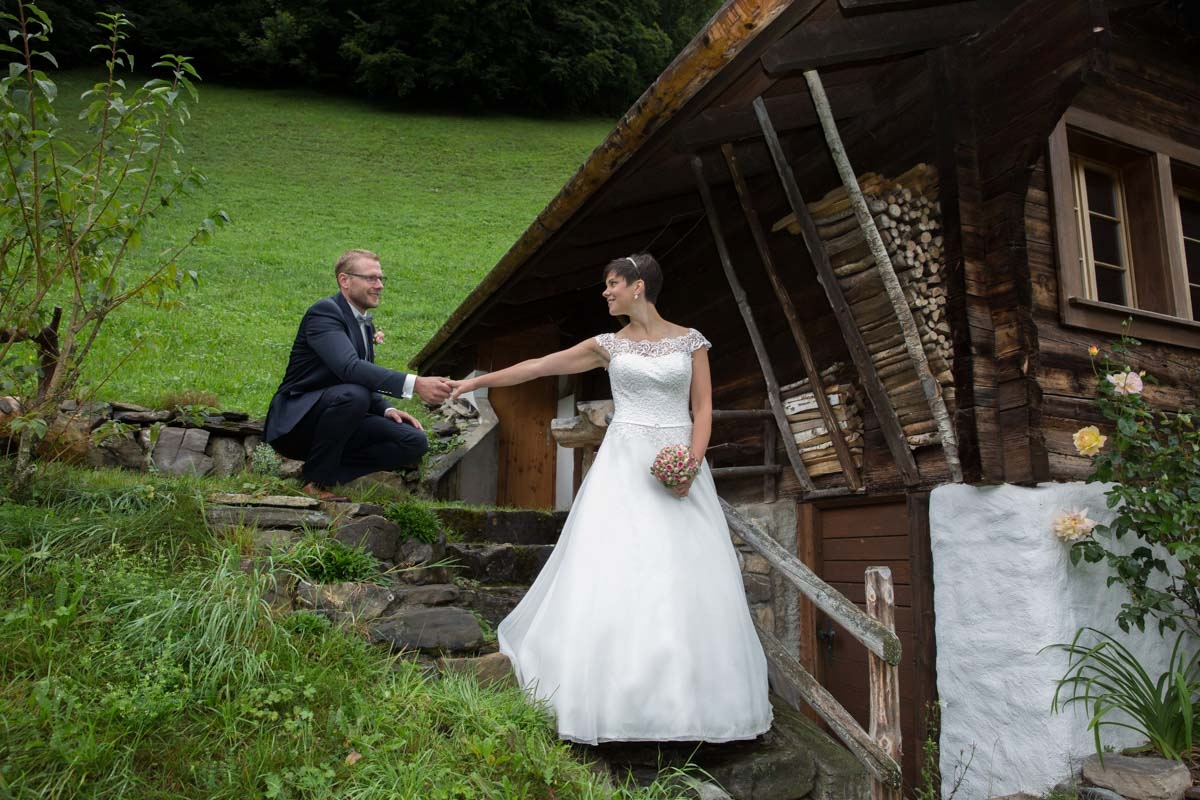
[334,249,380,278]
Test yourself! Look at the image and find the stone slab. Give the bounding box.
[296,580,395,622]
[438,652,515,688]
[444,542,554,584]
[152,427,213,476]
[205,505,330,530]
[1083,754,1192,800]
[333,515,406,563]
[209,493,321,509]
[434,507,567,545]
[369,607,484,655]
[208,436,247,477]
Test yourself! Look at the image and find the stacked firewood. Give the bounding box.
[779,364,863,478]
[773,163,953,448]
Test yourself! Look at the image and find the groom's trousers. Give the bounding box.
[270,383,428,486]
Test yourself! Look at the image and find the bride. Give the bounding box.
[448,252,772,745]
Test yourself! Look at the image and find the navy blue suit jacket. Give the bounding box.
[264,293,411,442]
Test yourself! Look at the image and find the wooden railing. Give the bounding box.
[723,501,902,794]
[551,408,904,793]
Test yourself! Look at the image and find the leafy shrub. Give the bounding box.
[251,443,283,477]
[1046,626,1199,763]
[277,533,383,584]
[385,499,443,544]
[1068,337,1200,634]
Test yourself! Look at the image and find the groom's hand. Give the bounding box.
[384,408,423,430]
[414,375,452,404]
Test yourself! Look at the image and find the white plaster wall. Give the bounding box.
[554,390,575,511]
[930,482,1179,799]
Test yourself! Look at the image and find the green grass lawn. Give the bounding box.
[54,70,612,415]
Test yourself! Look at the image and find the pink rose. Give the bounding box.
[374,330,385,346]
[1106,371,1143,395]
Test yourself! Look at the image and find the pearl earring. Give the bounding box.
[634,294,639,300]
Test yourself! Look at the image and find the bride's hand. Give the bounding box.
[671,475,694,498]
[448,378,474,401]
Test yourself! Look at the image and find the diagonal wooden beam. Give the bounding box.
[761,1,1006,75]
[753,96,920,486]
[720,142,863,491]
[804,70,963,482]
[690,156,816,494]
[674,84,874,152]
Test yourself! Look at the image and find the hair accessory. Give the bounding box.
[624,256,640,275]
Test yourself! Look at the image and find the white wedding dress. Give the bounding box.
[497,329,773,745]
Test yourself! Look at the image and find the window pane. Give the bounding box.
[1181,195,1200,238]
[1095,265,1127,305]
[1085,168,1118,217]
[1186,239,1200,285]
[1090,217,1124,266]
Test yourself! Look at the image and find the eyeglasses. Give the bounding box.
[345,272,386,285]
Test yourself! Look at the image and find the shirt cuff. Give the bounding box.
[402,373,417,399]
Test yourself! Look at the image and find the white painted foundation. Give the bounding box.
[930,482,1181,798]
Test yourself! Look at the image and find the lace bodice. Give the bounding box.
[594,329,711,434]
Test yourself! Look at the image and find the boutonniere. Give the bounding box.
[374,330,385,346]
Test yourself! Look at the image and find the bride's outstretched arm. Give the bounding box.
[448,338,607,400]
[689,348,713,460]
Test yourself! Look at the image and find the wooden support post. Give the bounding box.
[866,566,903,800]
[691,155,816,493]
[763,398,778,503]
[722,142,863,491]
[804,70,964,483]
[753,97,921,486]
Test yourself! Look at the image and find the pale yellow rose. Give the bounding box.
[1072,425,1107,457]
[1052,508,1097,542]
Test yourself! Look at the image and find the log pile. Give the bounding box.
[774,163,954,449]
[779,364,863,478]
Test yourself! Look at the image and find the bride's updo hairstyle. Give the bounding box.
[604,252,663,303]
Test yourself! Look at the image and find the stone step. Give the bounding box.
[453,584,528,627]
[586,698,867,800]
[445,542,553,584]
[435,507,567,546]
[369,606,486,656]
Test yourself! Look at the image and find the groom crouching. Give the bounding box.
[264,249,451,501]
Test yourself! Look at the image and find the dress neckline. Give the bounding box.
[613,327,694,345]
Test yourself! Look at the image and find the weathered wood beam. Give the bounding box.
[753,96,921,486]
[762,1,1006,75]
[757,621,903,788]
[866,566,903,800]
[674,84,874,152]
[712,464,784,479]
[722,498,901,664]
[804,70,963,482]
[692,155,817,494]
[840,0,971,9]
[722,141,863,490]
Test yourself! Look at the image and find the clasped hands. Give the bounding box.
[385,375,453,430]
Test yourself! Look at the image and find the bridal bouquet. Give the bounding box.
[650,444,701,488]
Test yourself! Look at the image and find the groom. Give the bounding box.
[264,249,452,501]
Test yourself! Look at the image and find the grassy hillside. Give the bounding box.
[52,71,612,414]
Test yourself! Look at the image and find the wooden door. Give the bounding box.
[478,325,559,509]
[797,494,937,789]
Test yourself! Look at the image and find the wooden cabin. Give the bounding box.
[414,0,1200,793]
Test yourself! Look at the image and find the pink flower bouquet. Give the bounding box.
[650,444,700,488]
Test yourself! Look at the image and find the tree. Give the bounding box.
[0,2,227,484]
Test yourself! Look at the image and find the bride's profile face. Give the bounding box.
[602,271,640,316]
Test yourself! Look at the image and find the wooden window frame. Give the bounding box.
[1048,108,1200,348]
[1069,156,1136,307]
[1174,188,1200,321]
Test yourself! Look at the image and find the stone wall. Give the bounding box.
[930,482,1189,798]
[1,399,275,477]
